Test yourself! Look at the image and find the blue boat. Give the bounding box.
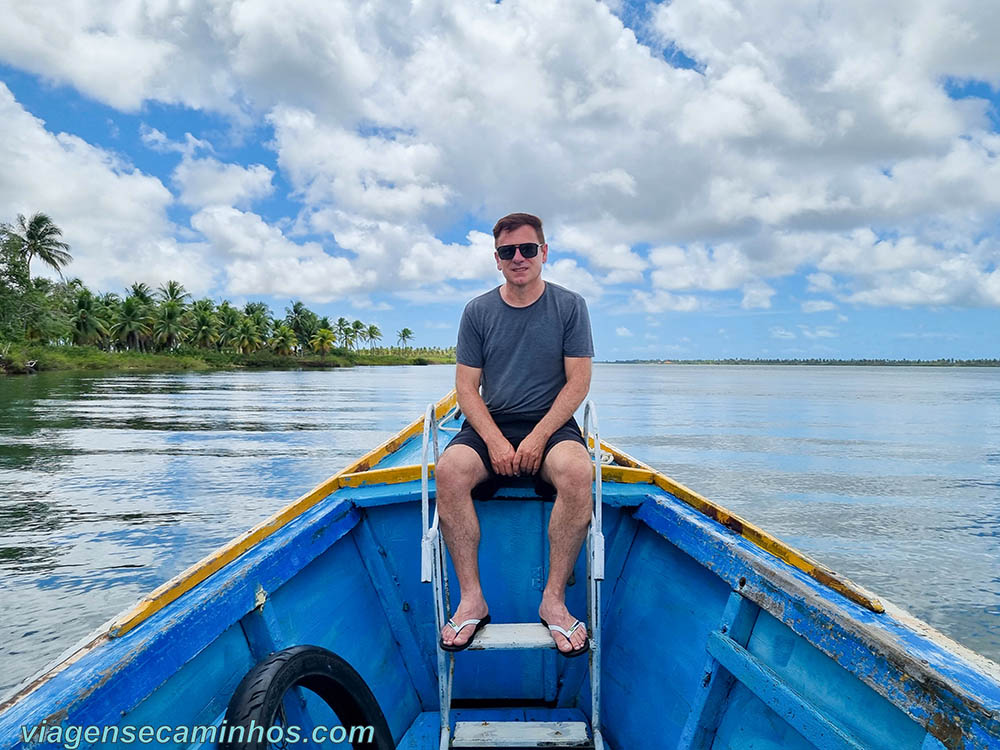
[2,392,998,749]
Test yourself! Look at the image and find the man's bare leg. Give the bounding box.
[538,440,593,653]
[435,444,490,648]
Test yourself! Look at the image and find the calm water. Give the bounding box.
[1,364,998,694]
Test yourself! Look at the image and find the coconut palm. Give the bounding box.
[351,319,367,349]
[244,301,273,340]
[111,296,152,351]
[128,282,154,305]
[233,316,263,354]
[270,324,298,356]
[217,302,242,351]
[310,328,336,356]
[334,317,351,349]
[153,299,190,350]
[3,213,72,278]
[69,290,109,345]
[396,327,414,348]
[285,301,319,346]
[366,324,382,350]
[158,280,189,305]
[190,308,220,349]
[190,298,215,315]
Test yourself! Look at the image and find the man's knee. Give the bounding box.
[435,445,486,499]
[544,441,593,501]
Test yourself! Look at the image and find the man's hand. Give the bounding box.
[486,436,517,476]
[513,429,547,476]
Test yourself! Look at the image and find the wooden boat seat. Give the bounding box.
[470,474,557,501]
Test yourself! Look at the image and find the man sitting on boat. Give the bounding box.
[435,212,595,656]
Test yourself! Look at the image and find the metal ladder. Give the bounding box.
[421,402,605,750]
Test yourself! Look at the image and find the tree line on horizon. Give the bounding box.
[1,212,449,358]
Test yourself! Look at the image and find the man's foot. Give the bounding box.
[538,599,588,655]
[440,598,489,650]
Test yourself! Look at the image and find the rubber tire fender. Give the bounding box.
[220,645,395,750]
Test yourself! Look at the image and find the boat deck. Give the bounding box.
[399,709,594,749]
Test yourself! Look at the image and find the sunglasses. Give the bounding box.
[496,242,542,260]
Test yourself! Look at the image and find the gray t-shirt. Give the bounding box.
[456,282,594,417]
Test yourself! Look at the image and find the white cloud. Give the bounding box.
[0,82,214,293]
[190,206,374,302]
[576,169,638,197]
[616,326,633,337]
[807,273,837,294]
[173,157,274,209]
[741,280,776,310]
[1,0,1000,310]
[770,327,796,339]
[802,300,836,313]
[630,289,701,313]
[798,325,837,339]
[544,259,604,300]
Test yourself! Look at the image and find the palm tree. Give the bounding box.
[310,328,336,356]
[244,301,273,340]
[190,308,219,349]
[128,282,154,305]
[233,316,263,354]
[111,296,151,351]
[285,301,319,346]
[366,324,382,351]
[158,280,189,305]
[270,324,298,356]
[397,327,414,348]
[335,317,351,349]
[190,298,215,315]
[2,213,72,278]
[351,319,367,349]
[153,300,190,350]
[69,290,109,345]
[217,302,242,351]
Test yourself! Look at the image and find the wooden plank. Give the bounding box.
[633,496,1000,748]
[353,515,438,703]
[677,591,760,749]
[465,623,557,650]
[707,631,866,750]
[452,720,590,747]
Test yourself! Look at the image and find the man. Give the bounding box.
[435,212,594,656]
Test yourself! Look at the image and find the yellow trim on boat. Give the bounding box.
[108,391,458,638]
[337,447,882,612]
[587,438,883,611]
[335,450,883,613]
[109,388,879,637]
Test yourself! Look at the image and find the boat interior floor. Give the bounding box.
[399,707,599,749]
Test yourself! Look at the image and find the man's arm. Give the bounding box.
[455,363,516,475]
[512,356,592,475]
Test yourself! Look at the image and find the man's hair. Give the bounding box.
[492,212,545,245]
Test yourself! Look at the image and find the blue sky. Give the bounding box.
[1,0,998,359]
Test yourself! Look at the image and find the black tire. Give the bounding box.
[220,645,395,750]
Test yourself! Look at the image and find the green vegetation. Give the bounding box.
[1,213,455,375]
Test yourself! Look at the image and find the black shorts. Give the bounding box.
[445,413,587,480]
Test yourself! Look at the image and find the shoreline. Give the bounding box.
[0,344,455,376]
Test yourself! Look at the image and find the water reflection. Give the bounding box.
[1,364,997,694]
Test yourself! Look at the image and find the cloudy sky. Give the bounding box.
[1,0,998,359]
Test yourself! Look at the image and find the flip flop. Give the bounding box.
[540,617,589,658]
[440,614,491,652]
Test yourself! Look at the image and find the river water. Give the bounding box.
[0,364,997,694]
